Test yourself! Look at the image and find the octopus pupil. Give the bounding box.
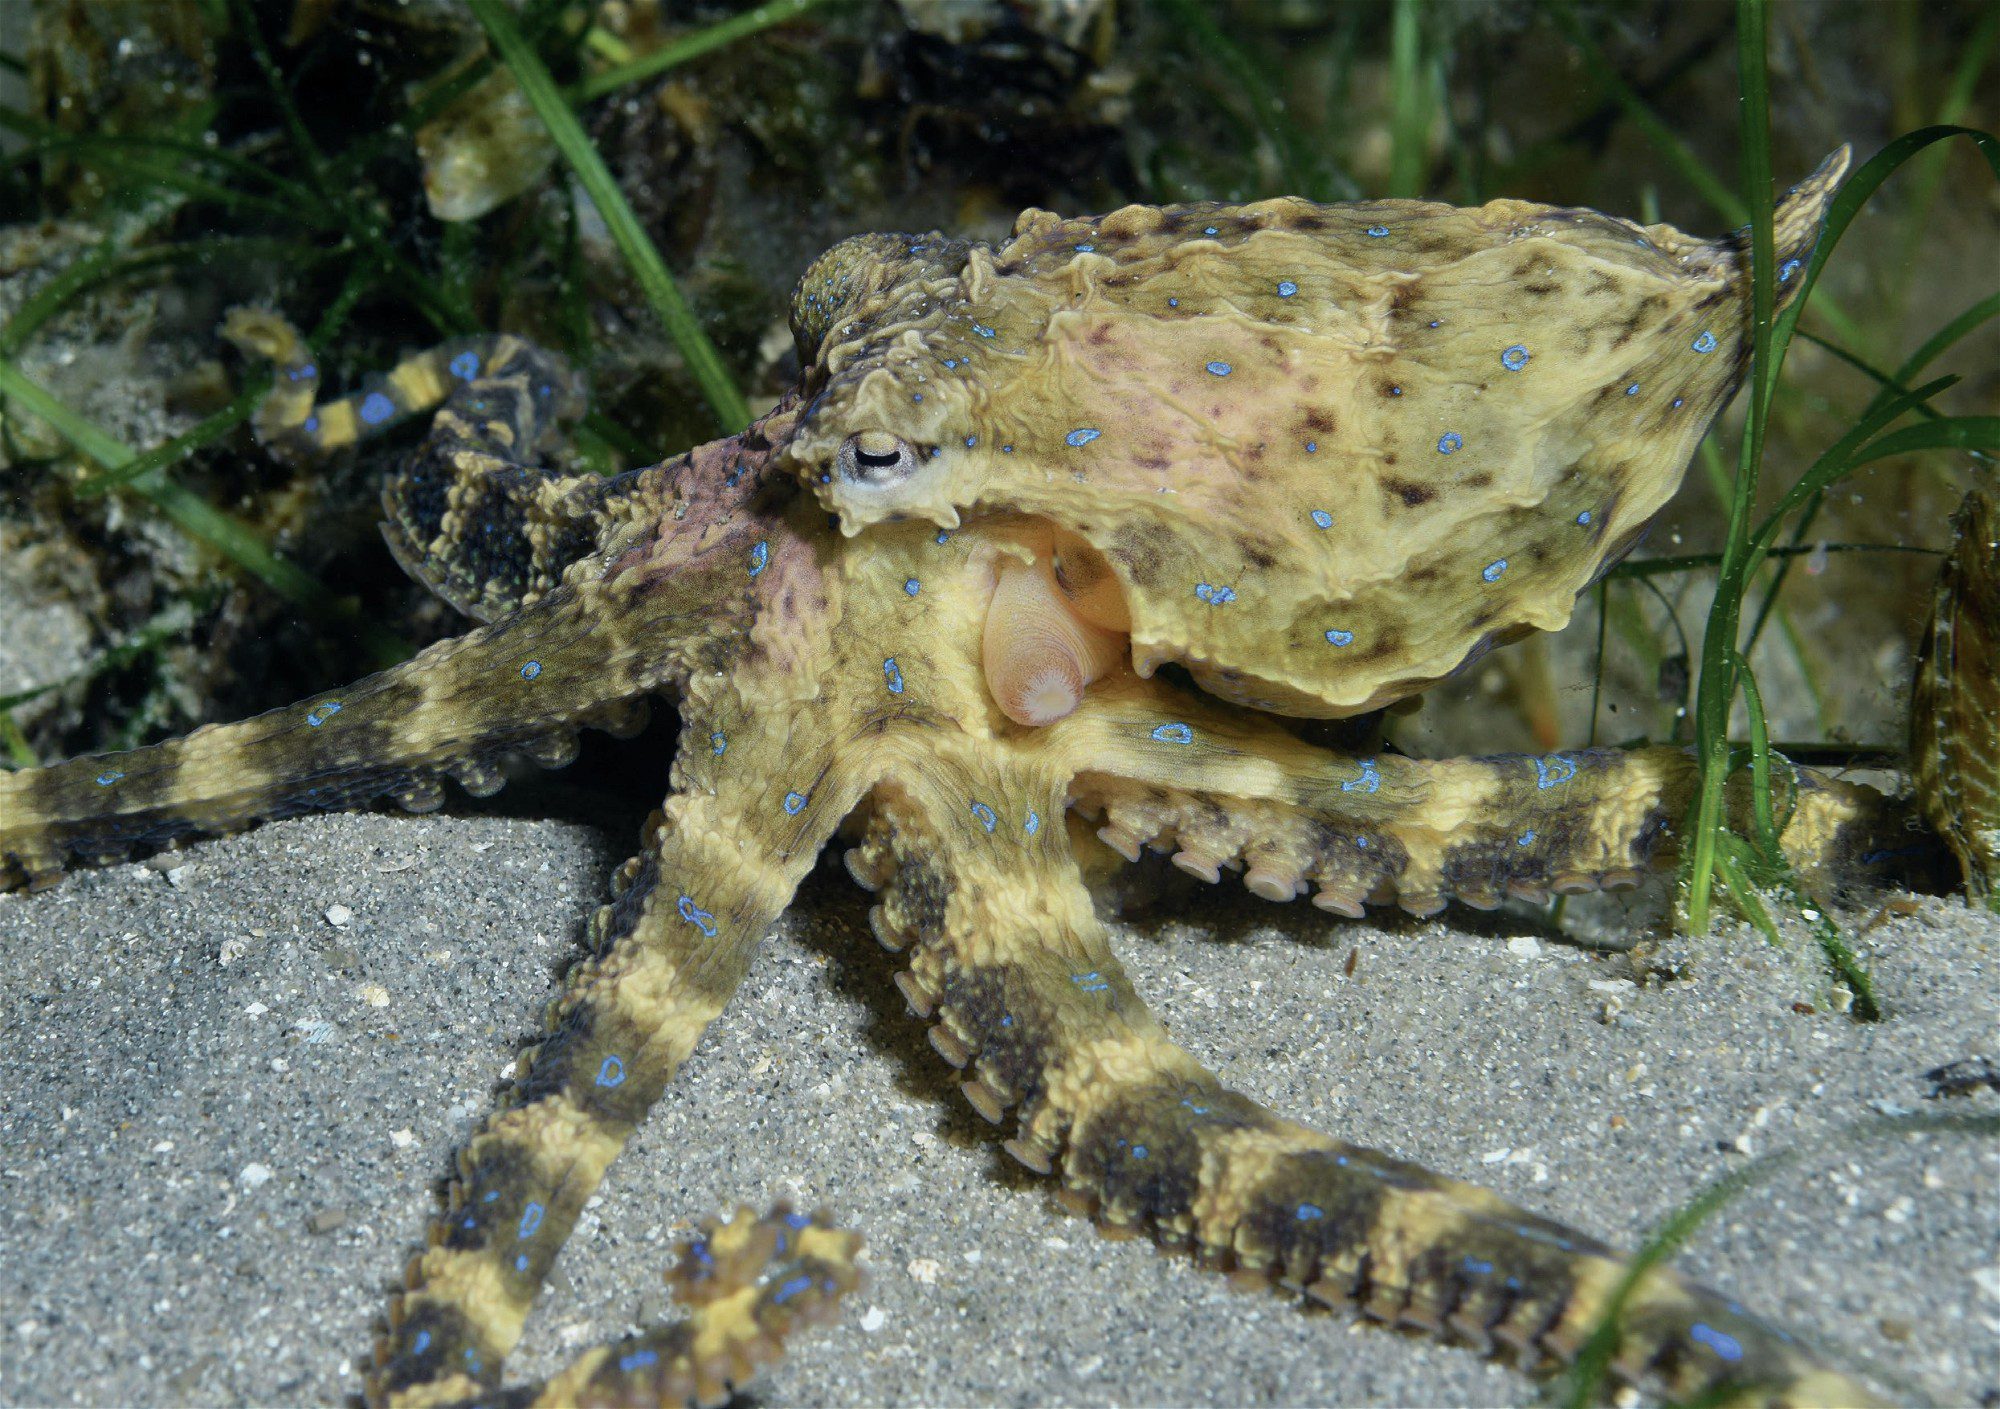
[856,449,901,468]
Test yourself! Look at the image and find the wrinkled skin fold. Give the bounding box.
[1,158,1939,1407]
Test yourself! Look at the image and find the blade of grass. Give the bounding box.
[1682,0,1777,935]
[1153,0,1358,202]
[0,357,406,665]
[469,0,749,431]
[73,372,271,496]
[1557,1109,1996,1409]
[1387,0,1426,197]
[571,0,832,103]
[1609,543,1941,581]
[1546,3,1747,225]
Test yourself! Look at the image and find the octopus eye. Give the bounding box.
[837,431,919,487]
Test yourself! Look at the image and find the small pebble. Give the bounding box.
[324,904,353,928]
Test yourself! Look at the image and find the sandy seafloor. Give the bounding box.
[1,809,1995,1408]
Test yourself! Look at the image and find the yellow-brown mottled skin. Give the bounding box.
[4,148,1947,1407]
[1913,486,2000,910]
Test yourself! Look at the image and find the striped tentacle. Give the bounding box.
[858,750,1881,1407]
[1053,677,1914,916]
[220,308,579,467]
[0,583,664,890]
[373,703,872,1408]
[472,1205,861,1409]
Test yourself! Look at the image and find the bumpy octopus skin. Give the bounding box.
[1,149,1928,1407]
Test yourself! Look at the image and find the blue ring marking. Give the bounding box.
[883,657,904,694]
[936,529,952,545]
[619,1350,660,1373]
[773,1273,814,1305]
[448,351,481,380]
[1462,1256,1494,1276]
[1672,397,1685,408]
[1324,629,1354,646]
[1001,444,1014,453]
[1388,384,1403,396]
[969,801,997,833]
[595,1056,626,1088]
[359,391,396,426]
[287,363,316,382]
[912,392,922,402]
[461,1215,478,1232]
[1518,830,1536,846]
[520,660,541,680]
[1692,330,1718,353]
[1181,1098,1210,1115]
[483,1190,501,1203]
[784,791,807,815]
[306,701,342,727]
[1625,381,1641,396]
[1335,1154,1349,1165]
[1205,360,1232,376]
[1000,1014,1014,1027]
[1533,754,1577,789]
[1071,971,1110,992]
[1437,431,1463,454]
[1296,1202,1324,1221]
[1065,427,1101,447]
[1778,258,1802,283]
[1305,439,1318,453]
[412,1330,432,1355]
[1024,811,1041,836]
[1203,226,1219,235]
[1074,242,1095,253]
[94,771,124,787]
[748,540,769,576]
[785,1211,813,1230]
[1150,722,1193,745]
[1195,583,1236,604]
[964,434,977,447]
[1356,836,1371,849]
[1500,344,1531,371]
[1341,757,1381,794]
[1167,297,1180,307]
[676,895,718,937]
[303,414,320,433]
[973,323,995,338]
[711,732,727,756]
[1131,1144,1148,1159]
[1689,1323,1745,1362]
[515,1254,529,1271]
[904,577,921,596]
[464,1349,481,1373]
[1277,280,1298,297]
[1576,510,1592,526]
[1482,559,1508,582]
[518,1202,545,1239]
[1367,224,1389,237]
[1310,509,1333,529]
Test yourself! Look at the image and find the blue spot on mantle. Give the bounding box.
[1500,344,1531,371]
[1150,722,1193,745]
[1065,427,1101,447]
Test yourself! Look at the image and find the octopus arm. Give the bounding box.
[1046,678,1914,916]
[860,747,1882,1407]
[373,698,873,1408]
[0,581,673,890]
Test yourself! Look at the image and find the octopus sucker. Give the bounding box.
[982,529,1128,727]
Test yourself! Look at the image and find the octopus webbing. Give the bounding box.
[3,146,1961,1406]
